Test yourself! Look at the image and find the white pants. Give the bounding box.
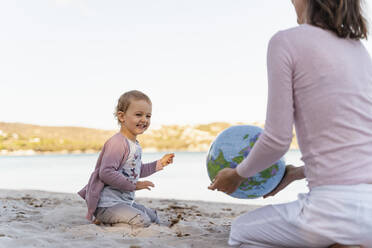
[229,184,372,248]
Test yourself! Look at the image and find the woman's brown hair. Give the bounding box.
[307,0,369,39]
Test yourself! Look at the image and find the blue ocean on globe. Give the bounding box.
[206,125,286,199]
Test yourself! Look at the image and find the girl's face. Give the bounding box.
[291,0,307,24]
[118,99,152,141]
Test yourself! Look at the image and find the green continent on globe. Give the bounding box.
[207,132,280,198]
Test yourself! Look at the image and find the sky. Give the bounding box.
[1,0,371,130]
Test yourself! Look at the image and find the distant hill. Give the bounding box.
[0,122,115,154]
[0,122,298,155]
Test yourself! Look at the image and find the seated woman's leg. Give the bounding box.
[230,184,372,248]
[229,202,333,248]
[328,245,360,248]
[95,203,151,227]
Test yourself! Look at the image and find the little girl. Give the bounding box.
[78,90,174,227]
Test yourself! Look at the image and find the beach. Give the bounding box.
[0,152,305,247]
[0,189,259,248]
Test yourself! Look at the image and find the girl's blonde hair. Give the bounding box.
[114,90,152,124]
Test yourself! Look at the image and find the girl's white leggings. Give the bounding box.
[229,184,372,248]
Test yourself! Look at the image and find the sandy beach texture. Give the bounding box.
[0,189,259,248]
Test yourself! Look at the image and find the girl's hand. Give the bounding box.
[263,165,305,198]
[159,153,175,168]
[208,168,245,194]
[135,180,155,191]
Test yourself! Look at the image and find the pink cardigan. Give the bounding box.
[78,132,157,220]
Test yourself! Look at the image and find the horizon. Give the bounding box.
[0,120,266,131]
[1,0,372,130]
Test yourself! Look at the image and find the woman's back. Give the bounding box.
[219,1,372,247]
[276,24,372,187]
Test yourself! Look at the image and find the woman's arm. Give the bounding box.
[236,32,295,178]
[208,32,296,194]
[263,165,305,198]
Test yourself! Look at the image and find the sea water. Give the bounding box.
[0,150,307,205]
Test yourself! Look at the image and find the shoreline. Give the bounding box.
[0,189,259,248]
[0,149,208,156]
[0,149,300,157]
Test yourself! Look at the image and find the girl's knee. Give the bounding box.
[129,213,151,227]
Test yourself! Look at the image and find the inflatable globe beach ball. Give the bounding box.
[206,125,286,199]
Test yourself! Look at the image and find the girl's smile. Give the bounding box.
[118,99,152,142]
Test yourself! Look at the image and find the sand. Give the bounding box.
[0,189,259,248]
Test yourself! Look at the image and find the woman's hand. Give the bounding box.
[135,180,155,190]
[159,153,175,169]
[263,165,305,198]
[208,168,245,194]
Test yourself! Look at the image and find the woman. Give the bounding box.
[209,0,372,247]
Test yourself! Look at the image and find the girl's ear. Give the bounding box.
[117,111,125,123]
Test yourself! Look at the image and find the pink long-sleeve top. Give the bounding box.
[237,24,372,189]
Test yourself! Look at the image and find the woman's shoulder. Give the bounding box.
[271,24,333,44]
[268,24,333,55]
[271,24,313,41]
